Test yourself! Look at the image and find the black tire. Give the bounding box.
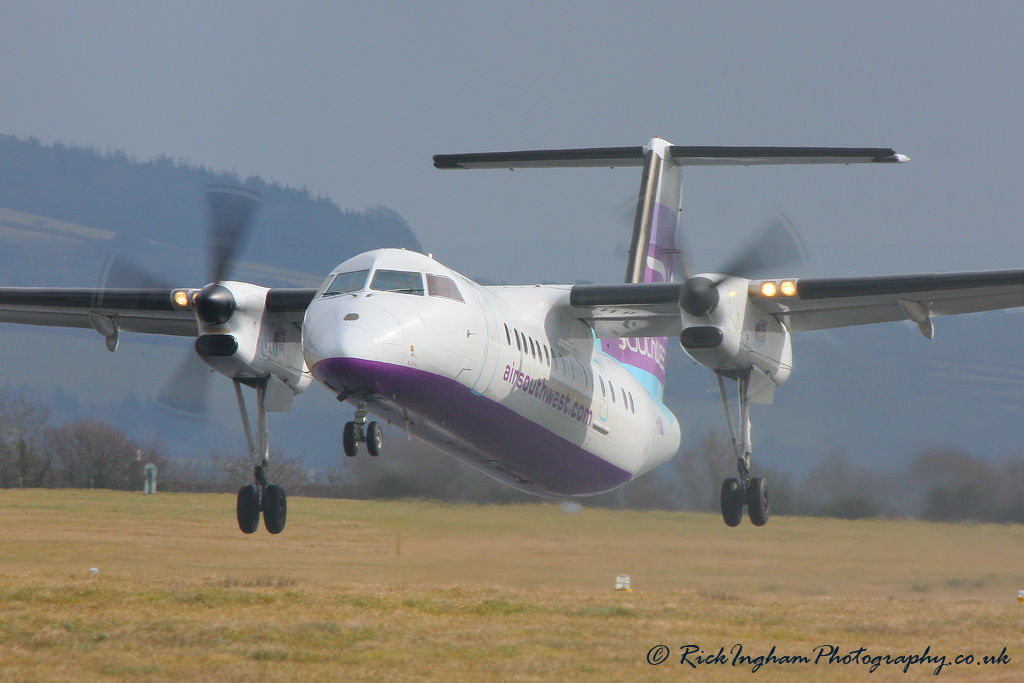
[747,477,770,527]
[236,484,260,534]
[720,478,744,527]
[263,484,287,534]
[366,421,383,457]
[343,421,358,457]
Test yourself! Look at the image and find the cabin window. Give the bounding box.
[322,269,370,297]
[504,323,511,346]
[426,273,465,302]
[370,269,424,295]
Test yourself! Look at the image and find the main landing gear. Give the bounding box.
[716,372,770,527]
[342,400,383,457]
[233,378,287,534]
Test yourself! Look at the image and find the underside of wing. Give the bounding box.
[750,270,1024,334]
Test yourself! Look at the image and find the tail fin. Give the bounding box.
[603,139,681,401]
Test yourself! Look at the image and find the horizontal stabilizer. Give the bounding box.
[434,145,907,170]
[434,146,645,169]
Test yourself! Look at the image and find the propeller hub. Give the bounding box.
[679,276,720,317]
[194,283,235,325]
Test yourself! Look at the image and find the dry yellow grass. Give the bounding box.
[1,490,1022,681]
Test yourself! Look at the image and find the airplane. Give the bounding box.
[0,138,1021,533]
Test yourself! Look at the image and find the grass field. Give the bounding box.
[1,490,1022,681]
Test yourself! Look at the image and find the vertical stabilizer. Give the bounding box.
[604,139,682,400]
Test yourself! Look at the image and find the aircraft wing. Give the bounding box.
[752,270,1024,334]
[0,287,318,338]
[568,269,1023,338]
[569,282,684,338]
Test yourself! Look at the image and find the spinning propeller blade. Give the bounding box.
[206,185,262,284]
[154,352,213,420]
[713,213,807,282]
[98,253,173,290]
[678,213,807,317]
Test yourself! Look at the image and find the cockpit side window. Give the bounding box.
[317,275,335,297]
[426,273,465,302]
[322,269,370,297]
[370,269,424,295]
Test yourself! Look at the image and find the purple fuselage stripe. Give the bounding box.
[312,357,631,496]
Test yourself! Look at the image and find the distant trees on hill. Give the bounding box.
[2,390,1021,523]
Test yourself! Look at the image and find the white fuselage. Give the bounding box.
[302,249,681,497]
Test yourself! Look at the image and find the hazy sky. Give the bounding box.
[1,1,1021,286]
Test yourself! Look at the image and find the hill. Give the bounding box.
[0,134,421,287]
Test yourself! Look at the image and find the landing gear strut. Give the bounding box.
[342,397,383,457]
[233,378,287,534]
[716,372,770,527]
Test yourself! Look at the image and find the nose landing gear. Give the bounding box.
[342,399,383,457]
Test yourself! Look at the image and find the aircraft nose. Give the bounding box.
[332,325,378,360]
[303,311,379,370]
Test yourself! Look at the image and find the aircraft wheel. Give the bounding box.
[747,477,770,527]
[366,421,383,457]
[236,484,260,534]
[263,484,287,534]
[720,478,744,527]
[343,421,359,457]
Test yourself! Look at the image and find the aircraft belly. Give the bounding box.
[312,357,631,496]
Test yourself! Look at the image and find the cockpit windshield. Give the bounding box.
[370,269,424,295]
[321,269,370,297]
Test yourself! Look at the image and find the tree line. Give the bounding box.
[2,391,1021,523]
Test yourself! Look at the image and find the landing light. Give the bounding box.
[780,280,797,297]
[760,281,778,297]
[172,290,191,308]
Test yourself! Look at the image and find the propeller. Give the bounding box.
[678,213,806,318]
[155,352,213,419]
[193,186,262,326]
[206,185,262,285]
[133,186,261,419]
[616,189,806,315]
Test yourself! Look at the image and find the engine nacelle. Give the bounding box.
[182,281,312,411]
[678,276,793,388]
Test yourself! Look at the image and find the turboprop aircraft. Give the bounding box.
[0,138,1021,533]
